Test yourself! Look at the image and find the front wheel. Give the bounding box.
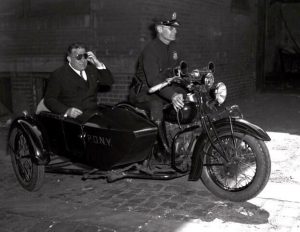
[200,132,271,202]
[9,127,45,191]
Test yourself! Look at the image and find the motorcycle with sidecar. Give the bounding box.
[7,62,271,202]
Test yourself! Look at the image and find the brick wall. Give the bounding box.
[0,0,259,114]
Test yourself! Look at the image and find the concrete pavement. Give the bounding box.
[0,92,300,232]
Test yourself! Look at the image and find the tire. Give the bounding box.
[200,132,271,202]
[9,127,45,191]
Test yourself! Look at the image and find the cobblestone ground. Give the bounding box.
[0,92,300,232]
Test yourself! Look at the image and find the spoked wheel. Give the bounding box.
[9,127,45,191]
[201,132,271,202]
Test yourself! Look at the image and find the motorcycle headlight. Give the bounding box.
[214,82,227,104]
[204,73,214,88]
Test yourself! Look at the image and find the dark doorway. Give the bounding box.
[0,75,12,116]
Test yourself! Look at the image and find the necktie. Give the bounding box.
[80,71,87,81]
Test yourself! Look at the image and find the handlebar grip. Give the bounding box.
[148,82,169,93]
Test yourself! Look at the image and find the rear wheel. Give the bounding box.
[9,127,45,191]
[200,132,271,202]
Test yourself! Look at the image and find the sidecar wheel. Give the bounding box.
[9,128,45,191]
[200,132,271,202]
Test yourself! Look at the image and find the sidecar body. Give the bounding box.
[8,105,158,171]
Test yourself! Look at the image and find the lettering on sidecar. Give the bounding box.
[86,134,112,147]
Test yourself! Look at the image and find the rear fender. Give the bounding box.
[189,117,270,181]
[7,116,50,165]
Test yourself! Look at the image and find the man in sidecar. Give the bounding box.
[129,12,185,124]
[44,42,114,122]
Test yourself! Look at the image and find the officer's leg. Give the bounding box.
[147,101,171,157]
[135,100,170,157]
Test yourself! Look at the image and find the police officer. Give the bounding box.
[129,12,184,125]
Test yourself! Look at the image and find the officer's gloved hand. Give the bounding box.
[171,93,184,111]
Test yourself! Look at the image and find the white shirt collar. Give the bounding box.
[68,63,87,81]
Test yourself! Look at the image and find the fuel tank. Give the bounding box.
[83,107,157,170]
[164,101,197,124]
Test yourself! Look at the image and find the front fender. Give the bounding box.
[213,117,271,141]
[7,116,50,165]
[189,117,270,181]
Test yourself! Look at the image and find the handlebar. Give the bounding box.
[148,81,169,93]
[148,63,215,94]
[148,76,180,94]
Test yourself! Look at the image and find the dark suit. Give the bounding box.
[44,63,113,121]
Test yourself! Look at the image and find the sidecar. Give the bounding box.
[7,102,158,191]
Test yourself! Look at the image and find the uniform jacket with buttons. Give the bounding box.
[132,37,181,103]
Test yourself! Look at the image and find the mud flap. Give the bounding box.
[188,134,208,181]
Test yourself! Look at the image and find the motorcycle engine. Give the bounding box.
[165,121,201,158]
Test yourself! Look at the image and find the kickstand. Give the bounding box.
[106,164,137,182]
[106,163,156,182]
[82,168,100,181]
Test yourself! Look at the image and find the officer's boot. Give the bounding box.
[155,120,171,164]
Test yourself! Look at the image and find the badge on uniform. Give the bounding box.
[172,12,177,20]
[173,51,178,60]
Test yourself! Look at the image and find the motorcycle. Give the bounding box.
[7,62,271,202]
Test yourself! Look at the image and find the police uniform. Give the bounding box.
[130,13,182,122]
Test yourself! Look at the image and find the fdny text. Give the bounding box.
[86,134,112,147]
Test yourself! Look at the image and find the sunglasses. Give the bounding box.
[75,53,88,60]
